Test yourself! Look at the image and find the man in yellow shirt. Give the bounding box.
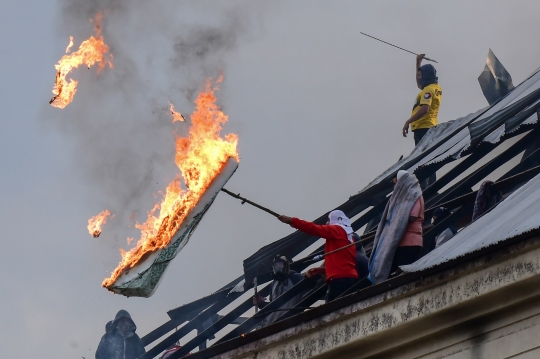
[402,54,442,145]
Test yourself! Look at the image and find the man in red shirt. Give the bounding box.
[278,210,358,302]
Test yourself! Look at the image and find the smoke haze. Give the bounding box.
[3,1,540,358]
[50,1,265,234]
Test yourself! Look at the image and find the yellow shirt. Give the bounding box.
[410,83,442,131]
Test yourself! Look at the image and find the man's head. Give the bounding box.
[113,310,137,338]
[393,170,409,186]
[417,64,438,89]
[272,255,290,280]
[432,207,451,225]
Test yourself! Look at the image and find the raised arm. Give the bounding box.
[416,53,425,89]
[278,215,345,239]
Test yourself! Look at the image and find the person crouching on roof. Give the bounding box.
[278,210,358,302]
[368,170,424,284]
[433,207,457,248]
[253,254,304,326]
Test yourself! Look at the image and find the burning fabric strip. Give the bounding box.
[88,209,112,238]
[102,79,239,297]
[50,12,112,109]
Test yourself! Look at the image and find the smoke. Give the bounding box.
[49,0,265,236]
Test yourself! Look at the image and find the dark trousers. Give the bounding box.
[326,277,358,302]
[391,246,422,273]
[413,128,436,190]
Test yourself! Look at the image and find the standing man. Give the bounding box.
[403,54,442,188]
[278,210,358,302]
[402,54,442,144]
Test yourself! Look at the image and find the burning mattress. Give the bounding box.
[101,77,239,298]
[107,158,238,297]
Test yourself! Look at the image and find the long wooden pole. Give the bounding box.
[221,188,367,261]
[221,188,281,218]
[360,32,438,63]
[253,277,259,314]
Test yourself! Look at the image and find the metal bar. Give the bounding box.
[498,143,540,181]
[215,278,314,345]
[424,164,540,220]
[221,188,280,217]
[166,239,332,357]
[166,281,276,359]
[140,319,185,347]
[278,282,328,321]
[139,290,246,359]
[360,32,438,63]
[422,145,498,200]
[166,288,230,321]
[425,129,538,209]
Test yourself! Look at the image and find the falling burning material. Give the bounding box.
[103,79,239,297]
[50,13,112,109]
[88,209,112,238]
[170,102,186,122]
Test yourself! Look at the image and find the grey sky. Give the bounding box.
[1,1,540,358]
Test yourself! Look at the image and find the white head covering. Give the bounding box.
[396,170,409,182]
[328,210,354,242]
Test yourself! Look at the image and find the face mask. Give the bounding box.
[272,262,285,275]
[116,319,135,337]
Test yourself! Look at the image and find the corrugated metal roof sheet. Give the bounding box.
[401,172,540,273]
[360,109,484,190]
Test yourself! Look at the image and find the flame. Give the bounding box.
[88,209,113,238]
[50,12,112,109]
[169,102,186,122]
[65,36,74,53]
[102,78,239,288]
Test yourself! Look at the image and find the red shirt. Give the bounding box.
[291,218,358,282]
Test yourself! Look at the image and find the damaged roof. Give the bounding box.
[402,171,540,273]
[242,68,540,287]
[142,64,540,359]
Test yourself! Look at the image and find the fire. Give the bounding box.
[50,12,112,109]
[65,36,74,53]
[88,209,113,238]
[102,78,239,288]
[170,102,186,122]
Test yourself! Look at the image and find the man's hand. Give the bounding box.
[416,53,425,68]
[278,215,293,224]
[253,294,266,307]
[305,267,325,279]
[402,121,410,137]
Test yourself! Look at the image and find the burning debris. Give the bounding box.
[102,79,239,297]
[88,209,113,238]
[49,12,112,109]
[170,102,186,122]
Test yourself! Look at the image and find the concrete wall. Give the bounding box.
[213,237,540,359]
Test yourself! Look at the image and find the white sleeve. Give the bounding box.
[435,228,455,248]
